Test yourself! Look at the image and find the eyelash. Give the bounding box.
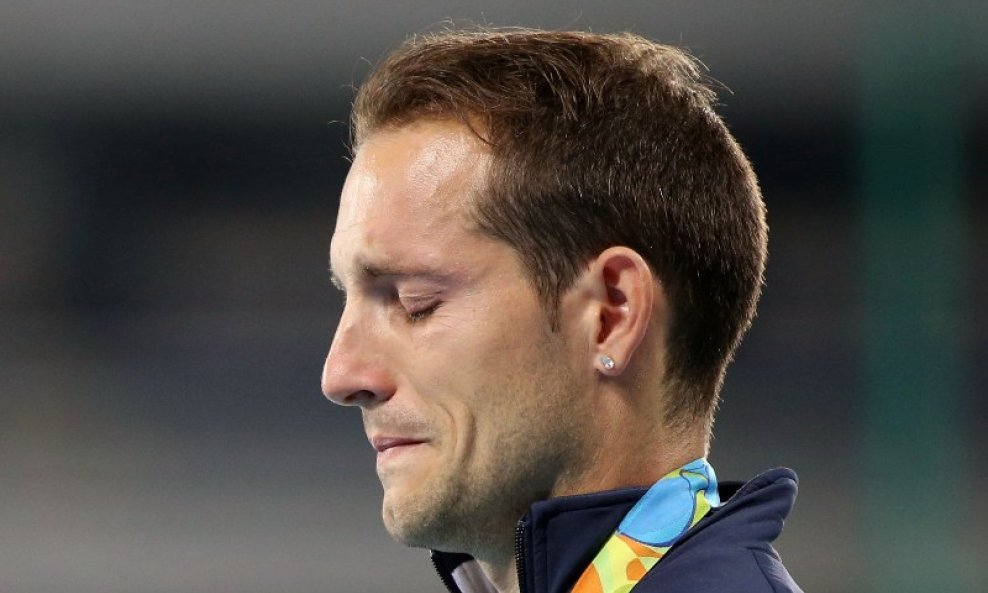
[404,301,440,323]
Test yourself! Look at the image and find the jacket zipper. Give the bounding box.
[432,552,461,593]
[431,517,532,593]
[514,517,530,593]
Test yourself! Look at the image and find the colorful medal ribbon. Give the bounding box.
[571,458,720,593]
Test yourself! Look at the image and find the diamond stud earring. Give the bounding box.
[600,355,616,371]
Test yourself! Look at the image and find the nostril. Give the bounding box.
[344,389,381,406]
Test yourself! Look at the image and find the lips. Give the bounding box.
[370,436,426,453]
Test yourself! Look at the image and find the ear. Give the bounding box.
[583,246,658,376]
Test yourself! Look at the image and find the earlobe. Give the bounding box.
[589,247,657,376]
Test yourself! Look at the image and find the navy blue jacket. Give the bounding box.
[432,468,802,593]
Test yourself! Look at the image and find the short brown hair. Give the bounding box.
[351,29,767,429]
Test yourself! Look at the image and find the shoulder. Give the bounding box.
[636,540,802,592]
[633,468,803,593]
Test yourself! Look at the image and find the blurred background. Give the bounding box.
[1,2,985,592]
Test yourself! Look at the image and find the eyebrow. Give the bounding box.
[329,260,453,292]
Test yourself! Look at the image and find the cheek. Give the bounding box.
[411,322,527,445]
[402,288,554,425]
[412,300,525,382]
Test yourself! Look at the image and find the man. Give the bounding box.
[322,29,801,593]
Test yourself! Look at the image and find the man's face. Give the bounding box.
[323,119,593,553]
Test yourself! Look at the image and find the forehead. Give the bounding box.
[331,120,492,276]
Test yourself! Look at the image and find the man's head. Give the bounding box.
[323,29,766,560]
[351,29,766,429]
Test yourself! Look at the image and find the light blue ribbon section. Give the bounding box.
[617,458,720,547]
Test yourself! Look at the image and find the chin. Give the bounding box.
[380,480,472,552]
[382,485,435,544]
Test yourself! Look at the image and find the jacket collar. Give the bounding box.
[431,467,797,593]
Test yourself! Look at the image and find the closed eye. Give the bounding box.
[404,300,441,323]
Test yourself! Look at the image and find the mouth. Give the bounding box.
[370,436,427,458]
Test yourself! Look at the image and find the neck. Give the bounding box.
[467,384,707,592]
[552,395,708,496]
[478,557,520,593]
[469,441,704,593]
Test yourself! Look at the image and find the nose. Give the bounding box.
[321,309,395,407]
